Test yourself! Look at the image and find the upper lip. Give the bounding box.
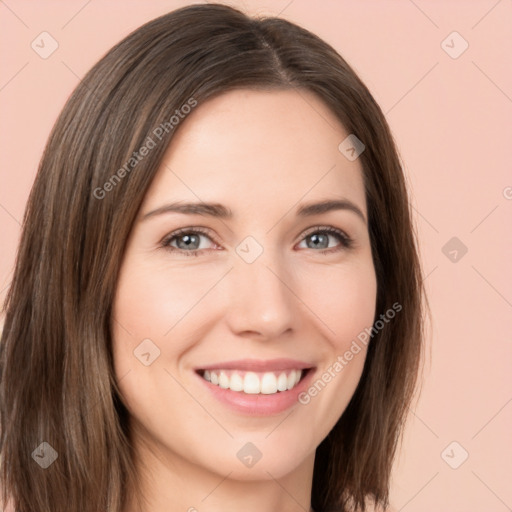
[196,358,314,372]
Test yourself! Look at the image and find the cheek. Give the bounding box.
[110,254,226,404]
[111,255,217,351]
[110,257,202,433]
[296,257,378,347]
[292,259,377,436]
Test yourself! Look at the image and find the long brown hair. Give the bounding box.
[0,4,427,511]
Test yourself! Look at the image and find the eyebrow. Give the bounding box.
[141,198,367,224]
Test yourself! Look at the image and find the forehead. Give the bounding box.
[143,88,367,217]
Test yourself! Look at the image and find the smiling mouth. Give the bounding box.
[196,368,311,395]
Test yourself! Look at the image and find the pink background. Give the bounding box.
[1,1,511,510]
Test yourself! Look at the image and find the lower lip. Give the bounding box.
[195,369,315,416]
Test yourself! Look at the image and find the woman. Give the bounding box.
[0,3,426,511]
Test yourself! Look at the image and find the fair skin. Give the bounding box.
[112,88,377,512]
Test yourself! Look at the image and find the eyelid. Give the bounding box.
[160,226,220,249]
[297,224,350,244]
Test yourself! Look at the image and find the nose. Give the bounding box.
[224,251,299,340]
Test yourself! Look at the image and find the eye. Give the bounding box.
[296,226,353,254]
[160,225,353,257]
[161,227,218,257]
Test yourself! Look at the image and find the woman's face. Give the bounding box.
[112,88,377,482]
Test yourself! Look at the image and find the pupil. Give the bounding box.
[310,233,327,249]
[179,234,198,250]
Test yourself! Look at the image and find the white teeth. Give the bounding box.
[201,369,304,395]
[287,372,295,390]
[277,372,288,391]
[218,371,229,389]
[243,372,260,394]
[261,372,277,394]
[230,372,244,391]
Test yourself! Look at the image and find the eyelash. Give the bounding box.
[160,225,354,257]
